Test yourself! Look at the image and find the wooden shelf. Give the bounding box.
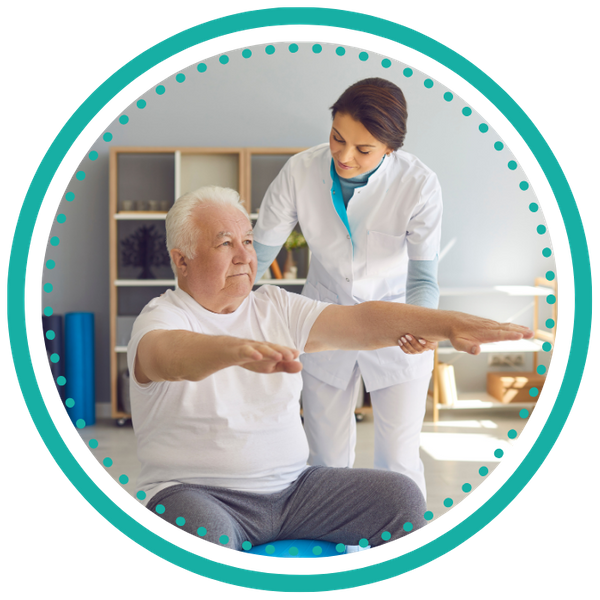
[114,279,176,287]
[115,211,168,220]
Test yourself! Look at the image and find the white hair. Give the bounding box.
[166,185,249,276]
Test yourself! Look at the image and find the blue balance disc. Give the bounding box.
[247,539,342,557]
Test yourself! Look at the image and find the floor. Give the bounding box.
[79,402,530,522]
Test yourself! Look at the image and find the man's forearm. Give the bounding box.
[306,302,530,355]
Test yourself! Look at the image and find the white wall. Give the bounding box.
[43,41,555,403]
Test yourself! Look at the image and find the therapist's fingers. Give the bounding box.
[398,334,435,354]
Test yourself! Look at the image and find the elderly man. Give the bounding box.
[128,185,532,552]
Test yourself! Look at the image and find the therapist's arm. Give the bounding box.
[134,330,302,384]
[254,240,283,282]
[304,302,532,356]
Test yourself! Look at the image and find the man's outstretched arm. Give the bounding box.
[134,330,302,384]
[304,302,533,355]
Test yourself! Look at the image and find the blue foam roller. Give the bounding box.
[246,539,343,557]
[65,312,95,426]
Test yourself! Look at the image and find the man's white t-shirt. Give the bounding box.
[127,285,329,505]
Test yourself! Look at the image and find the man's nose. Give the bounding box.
[234,242,254,262]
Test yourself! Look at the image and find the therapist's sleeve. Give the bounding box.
[406,172,443,261]
[406,256,440,309]
[254,240,283,282]
[252,158,299,247]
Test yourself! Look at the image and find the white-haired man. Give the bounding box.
[128,185,532,552]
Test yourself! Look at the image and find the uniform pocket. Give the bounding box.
[366,230,405,277]
[315,281,339,303]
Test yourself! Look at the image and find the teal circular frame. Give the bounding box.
[7,8,591,592]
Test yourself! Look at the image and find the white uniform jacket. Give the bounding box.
[253,143,443,392]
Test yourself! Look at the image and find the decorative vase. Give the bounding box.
[283,250,297,279]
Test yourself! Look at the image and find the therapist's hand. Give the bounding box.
[398,334,437,354]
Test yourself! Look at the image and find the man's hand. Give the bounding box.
[447,315,533,355]
[228,338,303,374]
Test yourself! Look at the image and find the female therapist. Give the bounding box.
[252,77,442,498]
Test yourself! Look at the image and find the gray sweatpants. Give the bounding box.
[146,466,426,551]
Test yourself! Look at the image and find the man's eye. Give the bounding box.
[222,241,231,246]
[244,239,253,245]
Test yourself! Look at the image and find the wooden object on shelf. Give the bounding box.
[487,371,545,403]
[270,259,283,279]
[437,363,457,406]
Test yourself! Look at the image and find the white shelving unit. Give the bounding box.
[432,278,557,422]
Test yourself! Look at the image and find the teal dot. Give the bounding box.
[443,92,453,102]
[312,44,322,54]
[537,365,547,375]
[88,438,98,448]
[462,107,472,116]
[46,260,55,269]
[529,387,539,398]
[65,397,75,407]
[136,490,146,500]
[155,85,165,95]
[219,535,229,545]
[175,73,186,83]
[381,531,391,541]
[103,457,113,467]
[519,409,530,419]
[43,307,53,316]
[266,544,275,555]
[289,546,299,556]
[546,294,556,305]
[403,68,413,77]
[242,541,252,551]
[242,49,252,58]
[542,247,552,258]
[479,466,489,476]
[443,498,453,508]
[119,474,129,485]
[462,483,472,493]
[56,214,66,224]
[403,522,413,532]
[359,52,369,61]
[494,448,505,458]
[102,132,113,142]
[508,429,518,439]
[175,516,185,526]
[58,374,67,386]
[546,271,555,281]
[289,43,299,53]
[45,330,55,340]
[424,78,434,88]
[529,203,539,212]
[424,511,434,520]
[546,318,555,328]
[76,171,86,180]
[65,192,75,202]
[197,63,207,73]
[50,353,59,363]
[136,99,146,109]
[537,224,547,234]
[197,527,207,537]
[75,418,85,428]
[265,45,275,55]
[44,283,53,293]
[479,123,489,133]
[382,59,391,68]
[359,538,369,548]
[219,55,229,64]
[335,47,345,56]
[155,504,165,514]
[543,342,552,352]
[494,141,504,151]
[336,543,346,553]
[50,236,60,246]
[89,151,98,161]
[119,115,129,125]
[508,160,518,170]
[312,546,322,556]
[519,181,529,190]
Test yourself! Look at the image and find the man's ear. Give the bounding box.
[170,249,188,276]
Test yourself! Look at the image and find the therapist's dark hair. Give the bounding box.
[330,78,407,150]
